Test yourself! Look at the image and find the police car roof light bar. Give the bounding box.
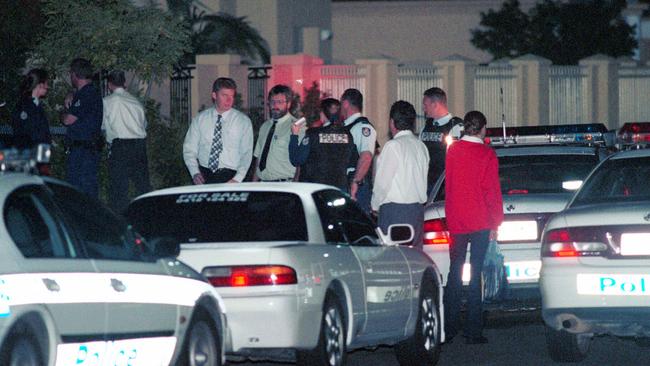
[485,124,609,147]
[618,122,650,147]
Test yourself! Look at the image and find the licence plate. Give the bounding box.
[577,274,650,296]
[505,261,541,282]
[620,233,650,256]
[498,221,538,241]
[55,336,177,366]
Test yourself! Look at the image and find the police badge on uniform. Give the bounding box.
[362,127,371,137]
[302,137,309,145]
[74,100,81,107]
[20,111,28,120]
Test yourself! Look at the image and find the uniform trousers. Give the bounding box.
[66,147,100,198]
[444,229,490,339]
[377,202,424,249]
[108,138,151,215]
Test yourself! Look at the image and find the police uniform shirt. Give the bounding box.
[371,130,429,211]
[183,107,254,183]
[254,113,305,180]
[344,112,377,155]
[102,87,147,143]
[67,84,103,141]
[11,96,51,147]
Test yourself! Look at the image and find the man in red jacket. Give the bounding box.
[443,110,504,345]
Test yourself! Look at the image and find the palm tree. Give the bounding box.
[167,0,270,65]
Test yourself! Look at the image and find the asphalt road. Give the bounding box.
[230,308,650,366]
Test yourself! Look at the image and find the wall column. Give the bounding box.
[579,55,619,129]
[510,54,551,126]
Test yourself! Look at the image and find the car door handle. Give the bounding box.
[110,278,126,292]
[42,278,60,292]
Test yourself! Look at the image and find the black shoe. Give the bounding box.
[465,336,488,345]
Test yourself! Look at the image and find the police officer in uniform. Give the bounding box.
[289,98,354,190]
[420,87,463,194]
[62,58,103,198]
[341,88,377,214]
[12,69,52,149]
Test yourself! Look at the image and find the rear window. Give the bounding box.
[126,191,308,243]
[499,154,599,194]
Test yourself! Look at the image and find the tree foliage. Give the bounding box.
[167,0,270,64]
[35,0,190,82]
[471,0,637,65]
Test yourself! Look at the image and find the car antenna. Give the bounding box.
[500,86,506,140]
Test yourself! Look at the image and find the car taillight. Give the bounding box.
[424,219,451,245]
[203,265,297,287]
[541,227,608,258]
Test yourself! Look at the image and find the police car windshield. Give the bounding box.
[499,154,599,194]
[571,157,650,207]
[127,192,308,243]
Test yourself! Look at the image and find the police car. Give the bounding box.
[0,145,227,366]
[540,126,650,362]
[423,124,611,299]
[127,183,445,366]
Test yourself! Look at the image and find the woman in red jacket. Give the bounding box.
[443,110,504,345]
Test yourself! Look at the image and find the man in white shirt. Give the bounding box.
[252,84,303,182]
[183,77,253,184]
[102,70,150,214]
[372,100,429,248]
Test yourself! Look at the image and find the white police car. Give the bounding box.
[423,124,611,299]
[0,146,227,366]
[127,183,445,366]
[540,138,650,362]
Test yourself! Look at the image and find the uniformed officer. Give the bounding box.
[289,98,355,190]
[341,88,377,214]
[420,87,463,194]
[11,69,52,149]
[62,58,103,198]
[252,85,302,182]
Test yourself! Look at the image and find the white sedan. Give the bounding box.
[540,148,650,362]
[127,183,445,366]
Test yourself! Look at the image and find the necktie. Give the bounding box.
[258,120,277,171]
[208,114,223,172]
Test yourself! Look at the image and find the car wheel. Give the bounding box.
[185,318,221,366]
[8,337,42,366]
[545,326,591,362]
[296,294,346,366]
[395,280,440,366]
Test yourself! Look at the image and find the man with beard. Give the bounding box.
[252,84,304,182]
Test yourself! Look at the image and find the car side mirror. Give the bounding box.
[388,224,414,245]
[147,236,181,258]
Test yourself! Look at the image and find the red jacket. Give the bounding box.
[445,139,504,234]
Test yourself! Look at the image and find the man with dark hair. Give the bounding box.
[340,88,376,213]
[252,84,302,182]
[183,77,253,184]
[371,101,429,247]
[62,58,103,198]
[102,70,150,214]
[420,87,463,193]
[443,110,504,345]
[289,98,355,190]
[319,98,341,127]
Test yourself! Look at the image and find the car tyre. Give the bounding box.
[183,317,221,366]
[395,279,441,366]
[8,336,42,366]
[296,293,346,366]
[545,326,590,362]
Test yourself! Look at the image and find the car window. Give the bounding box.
[4,186,74,258]
[572,156,650,206]
[312,189,379,246]
[127,191,308,243]
[46,183,145,261]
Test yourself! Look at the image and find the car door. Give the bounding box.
[3,185,108,344]
[46,183,179,351]
[320,190,412,336]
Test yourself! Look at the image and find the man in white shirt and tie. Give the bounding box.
[372,101,430,248]
[183,77,254,184]
[102,70,150,214]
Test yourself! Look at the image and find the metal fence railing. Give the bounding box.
[318,65,366,100]
[618,66,650,124]
[474,64,518,128]
[397,64,443,131]
[549,66,590,125]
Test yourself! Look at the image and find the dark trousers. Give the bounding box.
[66,147,99,198]
[444,229,490,338]
[108,139,151,215]
[378,202,424,249]
[199,166,237,184]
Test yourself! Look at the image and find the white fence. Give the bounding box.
[474,65,518,128]
[619,66,650,124]
[397,64,443,130]
[318,65,366,100]
[549,66,590,125]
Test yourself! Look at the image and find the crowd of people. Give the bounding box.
[10,64,504,344]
